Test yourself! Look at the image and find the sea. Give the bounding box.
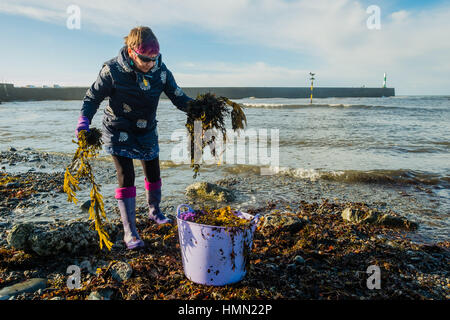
[0,96,449,242]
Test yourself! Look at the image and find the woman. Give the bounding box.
[75,26,193,250]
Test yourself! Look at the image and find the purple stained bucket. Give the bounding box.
[176,204,261,286]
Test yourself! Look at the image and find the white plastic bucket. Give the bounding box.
[176,204,261,286]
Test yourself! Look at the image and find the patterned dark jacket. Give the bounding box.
[80,46,193,160]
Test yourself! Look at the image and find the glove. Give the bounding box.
[75,115,90,138]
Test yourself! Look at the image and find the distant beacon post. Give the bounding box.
[309,72,315,104]
[383,73,387,88]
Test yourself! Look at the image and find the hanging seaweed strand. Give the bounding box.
[185,93,247,178]
[63,129,113,250]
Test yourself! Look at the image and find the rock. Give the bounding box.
[6,182,20,188]
[80,259,91,268]
[265,263,279,272]
[80,200,91,212]
[8,147,16,152]
[88,289,114,300]
[110,261,133,283]
[0,222,11,229]
[293,255,305,264]
[341,207,417,230]
[377,213,418,230]
[6,223,34,250]
[0,278,47,300]
[185,182,235,202]
[286,263,297,271]
[261,210,306,234]
[341,207,366,224]
[7,221,120,256]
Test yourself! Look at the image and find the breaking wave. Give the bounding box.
[224,165,449,188]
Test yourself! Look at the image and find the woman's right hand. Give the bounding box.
[75,115,90,138]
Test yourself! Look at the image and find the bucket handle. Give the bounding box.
[252,214,262,225]
[177,204,195,218]
[251,214,262,231]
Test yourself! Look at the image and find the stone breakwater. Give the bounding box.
[0,84,395,101]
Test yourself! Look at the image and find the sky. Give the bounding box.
[0,0,449,95]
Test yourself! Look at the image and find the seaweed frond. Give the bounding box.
[63,129,113,250]
[185,93,247,178]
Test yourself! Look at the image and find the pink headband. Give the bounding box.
[135,38,160,56]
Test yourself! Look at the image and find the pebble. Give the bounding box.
[80,200,91,212]
[293,255,306,264]
[110,262,133,283]
[6,182,20,188]
[0,278,47,300]
[0,222,11,228]
[80,260,97,275]
[88,289,114,300]
[286,263,297,271]
[265,263,279,272]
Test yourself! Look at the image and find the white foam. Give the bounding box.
[263,166,345,181]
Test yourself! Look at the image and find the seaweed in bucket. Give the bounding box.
[185,93,247,178]
[163,205,257,241]
[180,206,252,228]
[63,128,113,250]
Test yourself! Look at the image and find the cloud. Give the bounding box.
[390,10,410,22]
[173,61,311,87]
[1,0,450,93]
[0,2,65,23]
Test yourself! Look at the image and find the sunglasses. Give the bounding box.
[132,49,159,63]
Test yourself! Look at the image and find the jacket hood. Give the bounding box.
[117,46,162,75]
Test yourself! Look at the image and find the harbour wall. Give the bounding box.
[0,83,395,102]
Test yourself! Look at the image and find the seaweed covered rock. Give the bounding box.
[261,210,307,234]
[6,223,34,250]
[185,182,235,203]
[7,220,121,256]
[110,261,133,283]
[341,207,418,230]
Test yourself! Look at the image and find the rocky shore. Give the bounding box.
[0,149,449,300]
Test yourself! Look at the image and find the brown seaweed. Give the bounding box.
[186,93,247,178]
[63,128,113,250]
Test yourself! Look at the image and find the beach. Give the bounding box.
[0,148,449,300]
[0,96,449,300]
